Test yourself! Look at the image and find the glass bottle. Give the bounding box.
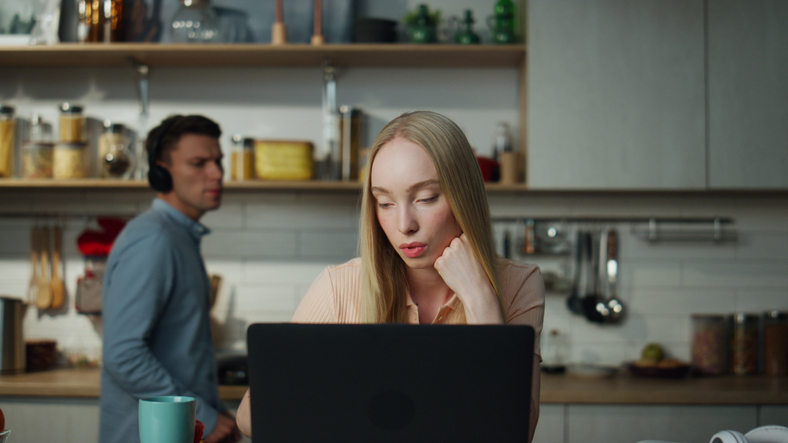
[487,0,516,44]
[762,311,788,376]
[0,105,15,178]
[100,121,134,179]
[730,313,758,375]
[22,114,54,179]
[691,314,728,375]
[171,0,219,43]
[452,10,480,45]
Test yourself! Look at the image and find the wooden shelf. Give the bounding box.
[0,43,526,68]
[0,179,531,193]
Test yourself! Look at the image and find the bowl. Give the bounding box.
[626,361,692,379]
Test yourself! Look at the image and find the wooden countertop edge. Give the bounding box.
[2,369,786,404]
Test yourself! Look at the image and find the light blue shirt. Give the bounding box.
[99,198,224,443]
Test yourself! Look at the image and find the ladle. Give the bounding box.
[598,228,625,323]
[565,230,584,315]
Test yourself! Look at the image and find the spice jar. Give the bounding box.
[230,134,254,181]
[54,142,89,179]
[730,313,758,375]
[0,105,16,178]
[99,121,133,179]
[691,314,728,375]
[763,311,788,376]
[59,103,86,143]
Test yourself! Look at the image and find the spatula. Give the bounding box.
[50,223,65,309]
[27,226,40,305]
[36,225,53,310]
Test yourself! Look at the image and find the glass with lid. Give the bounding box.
[22,114,54,178]
[730,313,758,375]
[0,105,15,178]
[691,314,728,375]
[59,102,86,143]
[230,134,255,181]
[763,311,788,376]
[99,120,134,179]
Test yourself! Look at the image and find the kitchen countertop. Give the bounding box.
[1,368,787,405]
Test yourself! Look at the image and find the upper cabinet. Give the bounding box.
[526,0,706,190]
[707,1,788,190]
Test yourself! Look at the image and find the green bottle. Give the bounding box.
[487,0,516,44]
[454,10,480,44]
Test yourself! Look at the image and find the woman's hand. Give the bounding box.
[433,234,504,324]
[236,388,252,438]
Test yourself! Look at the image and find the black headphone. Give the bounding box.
[147,117,180,193]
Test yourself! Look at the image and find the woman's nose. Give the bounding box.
[398,206,419,234]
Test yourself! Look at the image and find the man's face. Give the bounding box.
[160,134,223,220]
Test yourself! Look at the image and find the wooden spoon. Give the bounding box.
[27,226,40,305]
[271,0,287,44]
[50,223,65,309]
[37,225,53,310]
[310,0,324,45]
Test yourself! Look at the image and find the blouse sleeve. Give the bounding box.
[291,266,339,323]
[501,263,545,443]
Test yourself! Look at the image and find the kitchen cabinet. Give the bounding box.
[527,0,706,190]
[707,0,788,190]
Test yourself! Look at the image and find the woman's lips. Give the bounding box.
[400,242,427,258]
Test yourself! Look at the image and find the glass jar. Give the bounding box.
[59,103,86,143]
[171,0,218,43]
[730,313,759,375]
[22,114,54,179]
[230,134,255,181]
[0,105,16,178]
[99,121,133,179]
[691,314,728,375]
[54,142,89,179]
[763,311,788,376]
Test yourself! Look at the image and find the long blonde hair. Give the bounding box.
[360,111,503,323]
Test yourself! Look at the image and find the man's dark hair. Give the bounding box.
[146,115,222,165]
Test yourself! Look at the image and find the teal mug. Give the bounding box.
[139,396,196,443]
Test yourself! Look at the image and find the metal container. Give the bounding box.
[0,296,26,374]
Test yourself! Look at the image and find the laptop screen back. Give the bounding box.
[247,323,534,443]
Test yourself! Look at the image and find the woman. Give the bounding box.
[237,111,544,440]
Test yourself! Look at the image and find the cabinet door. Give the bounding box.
[566,405,757,443]
[708,1,788,189]
[527,0,706,189]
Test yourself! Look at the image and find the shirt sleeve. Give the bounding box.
[101,231,221,431]
[502,263,545,443]
[291,266,339,323]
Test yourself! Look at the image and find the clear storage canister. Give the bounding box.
[230,134,255,181]
[691,314,728,375]
[23,114,54,179]
[0,105,16,178]
[99,121,133,179]
[763,311,788,376]
[54,142,89,179]
[730,313,759,375]
[59,103,86,143]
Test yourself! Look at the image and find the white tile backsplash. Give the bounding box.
[1,192,786,367]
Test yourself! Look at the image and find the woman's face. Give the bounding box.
[370,137,462,269]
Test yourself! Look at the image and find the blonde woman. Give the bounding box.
[237,111,545,441]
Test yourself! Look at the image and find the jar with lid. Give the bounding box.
[22,114,54,179]
[730,313,759,375]
[171,0,219,43]
[763,311,788,376]
[99,120,134,179]
[54,142,89,179]
[230,134,255,181]
[0,105,15,178]
[59,103,86,143]
[691,314,728,375]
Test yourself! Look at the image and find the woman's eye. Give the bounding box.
[377,202,393,209]
[418,195,438,203]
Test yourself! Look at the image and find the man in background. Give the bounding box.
[100,114,241,443]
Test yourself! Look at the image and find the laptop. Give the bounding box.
[247,323,534,442]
